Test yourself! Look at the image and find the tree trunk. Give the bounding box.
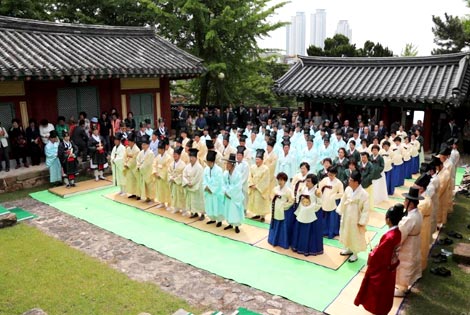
[199,75,209,107]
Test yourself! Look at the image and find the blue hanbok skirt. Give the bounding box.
[391,164,404,188]
[322,200,340,239]
[291,210,324,256]
[412,156,420,174]
[268,218,290,249]
[404,160,412,179]
[385,170,394,195]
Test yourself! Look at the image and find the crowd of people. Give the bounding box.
[0,105,463,315]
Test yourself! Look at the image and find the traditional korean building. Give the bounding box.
[274,53,470,150]
[0,16,205,129]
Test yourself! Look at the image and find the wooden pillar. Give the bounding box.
[382,102,390,127]
[159,77,171,128]
[423,105,432,152]
[19,101,28,128]
[120,94,127,119]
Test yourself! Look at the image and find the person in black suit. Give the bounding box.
[176,105,188,133]
[223,107,234,128]
[378,120,388,140]
[71,119,88,161]
[361,126,372,144]
[440,118,457,150]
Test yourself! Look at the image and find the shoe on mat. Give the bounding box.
[251,215,260,220]
[199,214,205,221]
[340,249,353,256]
[437,237,453,245]
[260,217,265,222]
[207,220,216,225]
[216,222,222,227]
[430,266,451,277]
[224,225,233,230]
[348,254,358,262]
[447,231,463,239]
[189,213,199,219]
[136,197,141,201]
[235,226,240,233]
[432,254,448,264]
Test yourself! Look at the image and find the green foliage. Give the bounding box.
[0,224,201,314]
[143,0,288,106]
[0,0,52,20]
[432,13,470,54]
[307,35,393,57]
[401,43,419,56]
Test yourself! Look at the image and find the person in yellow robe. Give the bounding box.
[124,133,141,199]
[183,148,205,219]
[153,140,172,208]
[414,173,432,270]
[168,146,186,213]
[247,149,271,222]
[263,138,278,193]
[192,131,207,167]
[181,139,191,164]
[337,170,370,263]
[440,147,454,215]
[136,136,155,202]
[435,151,452,226]
[221,134,236,162]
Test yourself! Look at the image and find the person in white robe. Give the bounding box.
[276,140,297,184]
[337,170,370,263]
[395,187,423,297]
[168,146,186,213]
[235,146,250,209]
[183,148,205,219]
[203,150,225,225]
[111,134,126,194]
[136,137,156,202]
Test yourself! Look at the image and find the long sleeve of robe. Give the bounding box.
[318,177,344,211]
[418,194,432,270]
[247,164,271,215]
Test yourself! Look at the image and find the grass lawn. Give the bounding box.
[404,194,470,315]
[0,223,201,315]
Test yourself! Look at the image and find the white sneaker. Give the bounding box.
[348,254,358,262]
[155,203,165,209]
[171,208,179,214]
[340,249,353,256]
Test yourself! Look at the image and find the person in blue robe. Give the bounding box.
[45,130,62,185]
[203,150,225,226]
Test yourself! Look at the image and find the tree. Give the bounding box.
[144,0,288,106]
[401,43,419,56]
[307,35,393,57]
[432,13,470,54]
[0,0,52,21]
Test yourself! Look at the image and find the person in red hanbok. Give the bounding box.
[354,203,405,315]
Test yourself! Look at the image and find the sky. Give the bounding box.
[258,0,469,56]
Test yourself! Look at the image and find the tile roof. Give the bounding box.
[274,53,470,105]
[0,16,205,79]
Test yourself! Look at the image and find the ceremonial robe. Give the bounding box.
[111,143,126,190]
[247,164,271,216]
[137,148,155,200]
[337,185,370,254]
[223,169,244,226]
[168,159,186,210]
[354,226,401,315]
[203,164,225,221]
[153,152,172,205]
[182,161,205,213]
[45,141,61,183]
[268,184,294,248]
[124,144,141,196]
[396,208,422,289]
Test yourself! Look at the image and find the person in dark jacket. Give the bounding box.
[58,131,79,187]
[26,119,42,166]
[9,119,28,168]
[359,151,374,211]
[72,119,88,161]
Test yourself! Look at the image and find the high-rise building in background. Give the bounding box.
[310,9,326,49]
[285,12,306,56]
[336,20,352,41]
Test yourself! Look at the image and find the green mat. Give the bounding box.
[237,308,261,315]
[31,187,383,311]
[0,207,36,221]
